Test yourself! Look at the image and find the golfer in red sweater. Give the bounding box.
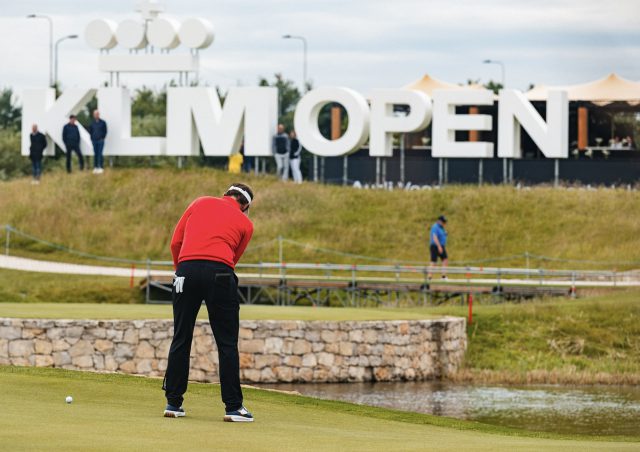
[163,183,254,422]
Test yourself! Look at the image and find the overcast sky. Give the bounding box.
[1,0,639,97]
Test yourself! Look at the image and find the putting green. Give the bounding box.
[0,302,438,321]
[0,367,636,451]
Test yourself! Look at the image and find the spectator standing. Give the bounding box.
[289,130,303,183]
[428,215,448,279]
[272,124,290,181]
[88,109,107,174]
[29,124,47,184]
[62,115,84,173]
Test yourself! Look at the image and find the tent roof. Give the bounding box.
[403,74,481,96]
[525,73,640,102]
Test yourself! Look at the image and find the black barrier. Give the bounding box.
[320,148,640,186]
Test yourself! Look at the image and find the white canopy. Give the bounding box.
[525,73,640,104]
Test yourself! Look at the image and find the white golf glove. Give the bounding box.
[173,275,185,293]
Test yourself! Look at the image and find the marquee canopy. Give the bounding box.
[525,73,640,104]
[403,74,482,96]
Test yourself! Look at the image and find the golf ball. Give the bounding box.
[65,396,73,404]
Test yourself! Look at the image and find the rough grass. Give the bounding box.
[1,367,638,450]
[0,168,639,268]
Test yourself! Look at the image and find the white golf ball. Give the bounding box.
[65,396,73,404]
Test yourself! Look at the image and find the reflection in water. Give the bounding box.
[260,381,640,436]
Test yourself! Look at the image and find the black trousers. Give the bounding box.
[163,260,243,412]
[65,143,84,172]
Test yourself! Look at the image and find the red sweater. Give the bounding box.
[170,196,254,269]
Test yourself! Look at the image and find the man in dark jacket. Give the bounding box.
[88,109,107,174]
[29,124,47,184]
[272,124,290,181]
[62,115,84,173]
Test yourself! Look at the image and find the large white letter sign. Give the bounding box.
[498,90,568,158]
[166,87,277,156]
[368,89,432,157]
[294,87,369,157]
[21,88,96,156]
[97,87,165,156]
[432,89,495,158]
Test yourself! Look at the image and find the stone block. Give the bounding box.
[68,340,94,358]
[339,342,354,356]
[22,328,44,339]
[34,339,52,355]
[123,330,139,345]
[9,339,34,357]
[284,355,302,367]
[264,337,283,354]
[317,352,334,367]
[239,339,264,354]
[71,355,94,368]
[94,339,114,353]
[242,369,261,383]
[301,353,317,367]
[0,339,7,358]
[135,341,156,359]
[255,354,280,369]
[238,328,253,340]
[292,339,311,355]
[239,353,254,369]
[0,326,22,340]
[114,343,135,360]
[274,366,293,382]
[52,339,70,352]
[52,351,71,366]
[348,330,363,343]
[34,355,54,367]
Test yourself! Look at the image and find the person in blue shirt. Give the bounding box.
[429,215,448,279]
[62,115,84,173]
[88,109,107,174]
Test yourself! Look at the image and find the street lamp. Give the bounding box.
[283,34,316,181]
[27,14,53,87]
[282,34,308,92]
[483,59,505,87]
[54,35,78,88]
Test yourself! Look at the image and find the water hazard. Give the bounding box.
[261,381,640,436]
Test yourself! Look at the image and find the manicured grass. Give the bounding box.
[0,302,437,321]
[0,268,140,304]
[1,168,639,269]
[1,367,637,451]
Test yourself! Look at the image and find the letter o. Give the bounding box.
[294,87,369,157]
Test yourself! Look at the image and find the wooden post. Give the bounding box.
[331,105,342,140]
[468,106,479,142]
[578,106,588,150]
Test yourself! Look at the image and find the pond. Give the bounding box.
[259,381,640,436]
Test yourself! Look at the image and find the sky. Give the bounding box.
[1,0,639,97]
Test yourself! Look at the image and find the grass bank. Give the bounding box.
[0,168,639,268]
[1,366,637,450]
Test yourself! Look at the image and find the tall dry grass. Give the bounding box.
[0,168,638,268]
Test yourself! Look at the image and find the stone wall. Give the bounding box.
[0,317,466,383]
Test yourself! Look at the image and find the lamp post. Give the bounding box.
[283,34,317,181]
[54,34,78,88]
[26,14,53,87]
[482,59,505,87]
[282,34,308,91]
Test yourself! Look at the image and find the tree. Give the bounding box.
[484,80,503,94]
[0,88,21,131]
[259,74,301,131]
